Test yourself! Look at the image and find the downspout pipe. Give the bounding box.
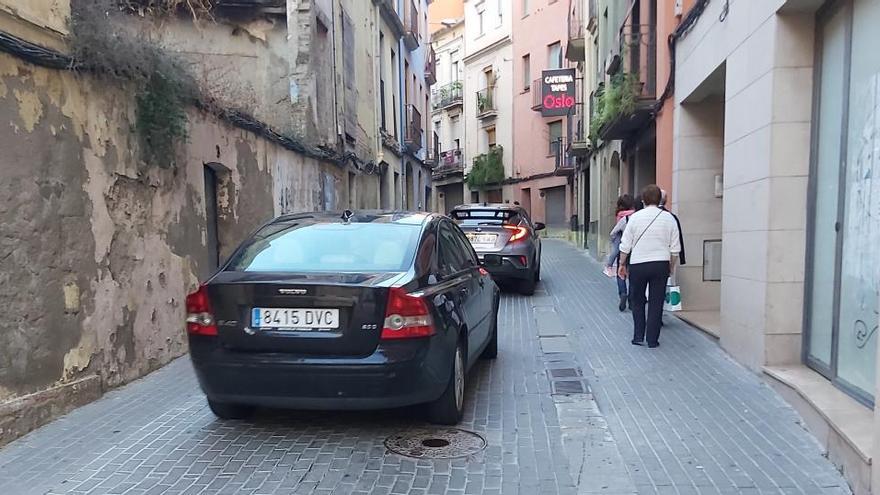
[652,0,711,115]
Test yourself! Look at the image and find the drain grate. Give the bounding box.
[385,428,486,459]
[550,368,582,378]
[553,380,586,394]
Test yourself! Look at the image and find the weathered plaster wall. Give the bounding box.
[0,51,344,444]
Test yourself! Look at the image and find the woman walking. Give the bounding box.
[605,195,636,311]
[618,185,681,348]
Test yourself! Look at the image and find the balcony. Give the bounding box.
[403,1,420,51]
[567,103,590,157]
[424,147,437,168]
[621,24,657,100]
[566,1,586,62]
[373,0,405,39]
[432,149,465,179]
[476,88,497,119]
[425,46,437,86]
[432,81,463,111]
[404,104,422,151]
[531,78,543,110]
[552,138,576,175]
[592,25,657,141]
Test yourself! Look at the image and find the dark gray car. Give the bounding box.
[449,204,544,295]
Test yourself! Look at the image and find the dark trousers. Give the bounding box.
[628,261,669,345]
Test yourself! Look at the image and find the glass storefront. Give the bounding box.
[805,0,879,405]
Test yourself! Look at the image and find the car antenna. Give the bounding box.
[341,209,354,222]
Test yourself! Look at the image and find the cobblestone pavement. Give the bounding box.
[0,241,850,495]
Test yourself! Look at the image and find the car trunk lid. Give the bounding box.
[207,271,403,356]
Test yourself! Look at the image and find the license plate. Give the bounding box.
[466,233,497,245]
[251,308,340,329]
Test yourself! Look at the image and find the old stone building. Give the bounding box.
[0,0,393,444]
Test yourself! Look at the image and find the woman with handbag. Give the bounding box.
[617,185,681,348]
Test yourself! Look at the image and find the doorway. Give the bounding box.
[203,165,220,274]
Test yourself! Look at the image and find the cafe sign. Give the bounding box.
[540,68,577,117]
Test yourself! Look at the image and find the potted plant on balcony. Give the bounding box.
[466,145,504,189]
[588,73,639,142]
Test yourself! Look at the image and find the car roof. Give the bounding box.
[271,210,438,227]
[451,203,522,212]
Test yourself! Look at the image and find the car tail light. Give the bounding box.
[381,287,435,340]
[185,286,217,336]
[504,225,529,243]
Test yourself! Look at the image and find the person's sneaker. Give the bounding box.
[631,340,644,346]
[603,266,615,278]
[648,343,660,349]
[618,295,627,312]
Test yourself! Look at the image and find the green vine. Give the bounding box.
[589,73,640,142]
[70,0,200,168]
[467,145,504,189]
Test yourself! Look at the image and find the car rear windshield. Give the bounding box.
[226,222,420,273]
[450,209,518,226]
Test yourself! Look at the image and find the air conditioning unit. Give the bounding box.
[674,0,683,17]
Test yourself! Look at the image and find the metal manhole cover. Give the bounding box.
[550,368,582,378]
[385,428,486,459]
[553,380,586,394]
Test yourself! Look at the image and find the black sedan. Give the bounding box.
[185,211,500,425]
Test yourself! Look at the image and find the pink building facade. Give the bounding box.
[508,0,574,228]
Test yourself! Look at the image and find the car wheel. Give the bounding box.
[208,399,255,420]
[518,274,536,296]
[427,340,466,425]
[480,303,498,360]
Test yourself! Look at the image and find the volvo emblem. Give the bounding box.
[278,288,307,295]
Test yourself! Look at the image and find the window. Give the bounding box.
[450,224,479,266]
[548,42,563,69]
[498,0,503,24]
[438,223,470,274]
[477,5,485,35]
[548,121,562,155]
[227,222,421,273]
[450,50,460,80]
[486,126,497,149]
[522,54,531,90]
[805,0,880,405]
[522,0,529,16]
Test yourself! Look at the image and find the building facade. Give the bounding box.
[461,0,513,204]
[429,15,466,214]
[510,0,576,230]
[397,0,436,211]
[672,0,879,492]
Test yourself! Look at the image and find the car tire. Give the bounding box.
[518,274,536,296]
[208,399,255,420]
[427,341,466,425]
[480,303,498,360]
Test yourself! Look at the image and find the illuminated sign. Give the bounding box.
[540,68,577,117]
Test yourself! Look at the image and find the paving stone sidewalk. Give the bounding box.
[541,240,851,495]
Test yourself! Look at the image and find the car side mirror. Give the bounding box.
[534,222,546,231]
[482,254,503,266]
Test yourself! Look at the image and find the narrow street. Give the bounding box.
[0,241,850,495]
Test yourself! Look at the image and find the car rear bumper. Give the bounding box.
[188,336,452,410]
[478,254,533,280]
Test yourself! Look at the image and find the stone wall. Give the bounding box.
[0,50,350,444]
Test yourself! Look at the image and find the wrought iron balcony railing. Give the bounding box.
[476,88,497,118]
[432,81,463,110]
